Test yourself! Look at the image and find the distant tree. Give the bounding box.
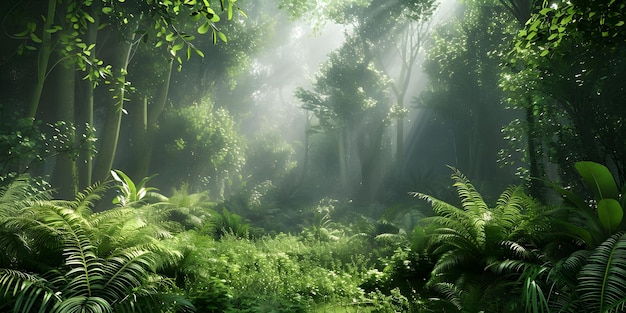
[289,0,439,201]
[296,37,390,199]
[416,2,518,187]
[371,0,437,168]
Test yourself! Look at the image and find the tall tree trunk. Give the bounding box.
[396,108,405,166]
[93,27,138,182]
[76,4,100,190]
[338,127,348,191]
[50,56,77,199]
[526,101,544,200]
[130,57,174,180]
[297,111,312,188]
[129,96,149,180]
[26,0,56,119]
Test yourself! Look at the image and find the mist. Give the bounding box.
[3,0,624,311]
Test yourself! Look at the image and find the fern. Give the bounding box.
[0,179,192,312]
[578,232,626,312]
[0,269,59,312]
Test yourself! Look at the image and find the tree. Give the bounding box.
[1,0,242,197]
[288,0,439,201]
[373,0,437,167]
[502,0,626,186]
[149,100,245,198]
[296,37,390,199]
[120,1,273,183]
[415,2,518,189]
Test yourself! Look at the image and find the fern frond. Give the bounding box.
[550,249,591,288]
[0,176,50,216]
[431,249,480,282]
[0,268,59,312]
[578,232,626,312]
[449,167,488,214]
[68,181,110,217]
[494,186,526,231]
[52,296,112,313]
[102,248,159,302]
[431,282,464,311]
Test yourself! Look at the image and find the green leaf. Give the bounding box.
[190,11,202,21]
[237,8,248,19]
[83,12,95,23]
[172,42,184,52]
[197,21,210,34]
[165,32,176,42]
[218,31,227,42]
[14,29,30,37]
[539,8,552,15]
[598,199,623,234]
[575,161,620,200]
[102,7,113,14]
[30,32,42,43]
[194,48,205,57]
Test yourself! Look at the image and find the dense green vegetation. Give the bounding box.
[1,0,625,312]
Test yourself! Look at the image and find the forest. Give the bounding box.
[1,0,625,312]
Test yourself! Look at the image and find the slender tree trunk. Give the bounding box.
[338,127,348,191]
[76,4,100,190]
[93,27,138,182]
[396,109,405,166]
[130,57,174,180]
[526,102,544,200]
[50,56,77,199]
[298,111,312,188]
[129,96,149,180]
[26,0,56,119]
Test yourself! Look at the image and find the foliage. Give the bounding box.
[209,207,251,239]
[576,232,626,312]
[166,229,384,312]
[383,167,548,312]
[549,161,626,248]
[153,100,245,198]
[110,169,166,207]
[0,179,192,312]
[243,131,297,186]
[0,115,96,185]
[502,0,626,186]
[417,2,519,186]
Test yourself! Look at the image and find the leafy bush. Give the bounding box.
[153,100,245,198]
